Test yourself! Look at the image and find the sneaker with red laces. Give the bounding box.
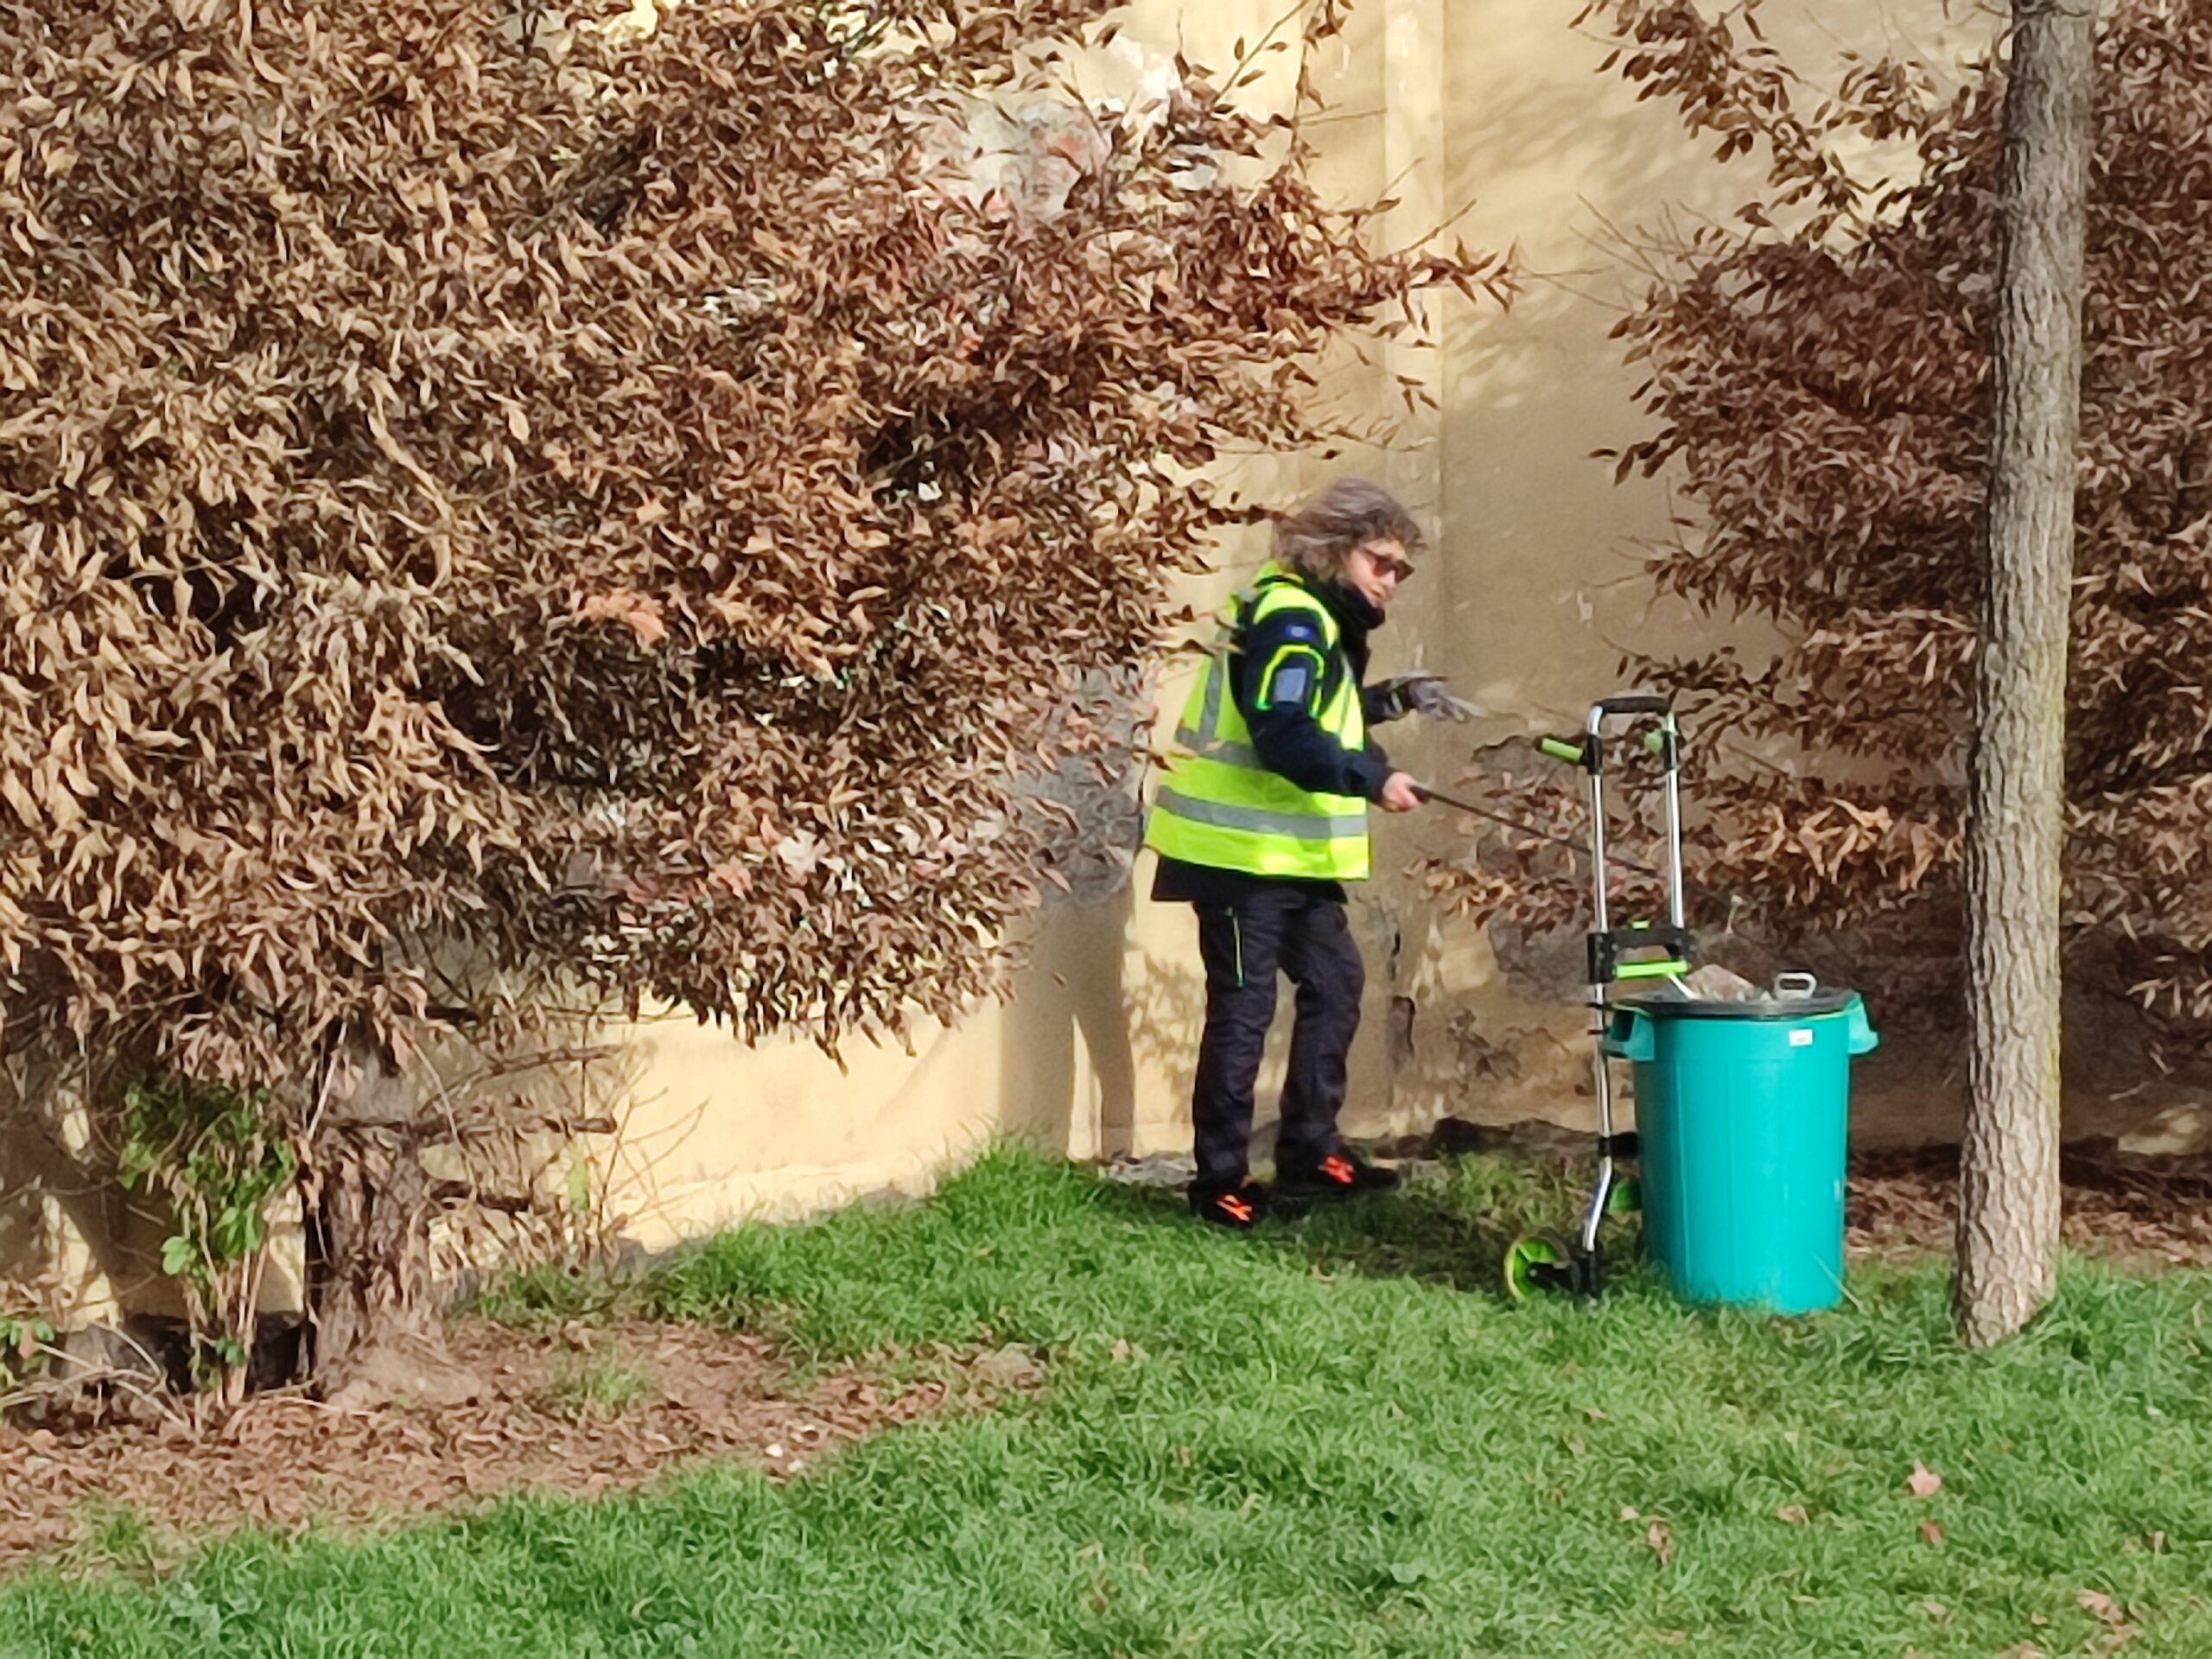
[1188,1181,1268,1230]
[1276,1151,1403,1201]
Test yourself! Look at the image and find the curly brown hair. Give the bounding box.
[1270,478,1424,582]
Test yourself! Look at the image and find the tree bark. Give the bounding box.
[302,1033,448,1395]
[1957,0,2098,1347]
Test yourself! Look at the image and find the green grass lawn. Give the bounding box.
[11,1148,2212,1656]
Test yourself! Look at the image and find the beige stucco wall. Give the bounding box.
[26,1,1998,1325]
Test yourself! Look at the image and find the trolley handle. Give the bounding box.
[1538,731,1670,767]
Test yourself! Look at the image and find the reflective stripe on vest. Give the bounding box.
[1151,789,1369,841]
[1143,567,1370,882]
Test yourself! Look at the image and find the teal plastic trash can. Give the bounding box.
[1603,990,1879,1314]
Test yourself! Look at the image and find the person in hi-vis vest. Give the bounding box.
[1144,479,1478,1228]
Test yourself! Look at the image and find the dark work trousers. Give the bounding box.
[1191,889,1365,1192]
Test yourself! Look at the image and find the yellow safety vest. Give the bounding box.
[1144,565,1371,881]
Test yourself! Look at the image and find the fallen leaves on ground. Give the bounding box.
[0,1320,976,1571]
[2081,1588,2137,1651]
[1849,1145,2212,1268]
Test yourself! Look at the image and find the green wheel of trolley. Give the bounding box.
[1605,1175,1643,1217]
[1503,1230,1580,1300]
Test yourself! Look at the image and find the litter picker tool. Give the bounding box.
[1410,784,1668,882]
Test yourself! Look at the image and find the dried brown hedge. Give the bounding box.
[0,0,1496,1095]
[1429,0,2212,1037]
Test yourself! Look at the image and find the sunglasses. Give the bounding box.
[1359,545,1415,582]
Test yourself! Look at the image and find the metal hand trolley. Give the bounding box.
[1500,695,1691,1300]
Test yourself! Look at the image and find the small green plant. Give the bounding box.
[0,1313,54,1361]
[0,1274,61,1385]
[64,1499,161,1577]
[542,1352,651,1422]
[116,1073,296,1408]
[0,1313,55,1402]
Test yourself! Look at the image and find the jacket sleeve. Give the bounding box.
[1235,611,1394,802]
[1363,682,1404,726]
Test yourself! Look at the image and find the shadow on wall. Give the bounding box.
[999,661,1157,1160]
[1122,905,1211,1147]
[427,1028,653,1283]
[0,1058,202,1328]
[999,888,1144,1160]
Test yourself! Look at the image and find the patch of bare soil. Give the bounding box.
[0,1321,1020,1573]
[1850,1142,2212,1268]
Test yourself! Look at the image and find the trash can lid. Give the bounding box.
[1618,989,1861,1021]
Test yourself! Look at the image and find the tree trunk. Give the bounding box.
[303,1033,480,1406]
[304,1135,432,1378]
[1957,0,2098,1347]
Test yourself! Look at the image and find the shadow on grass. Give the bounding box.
[1083,1154,1643,1302]
[472,1146,1656,1353]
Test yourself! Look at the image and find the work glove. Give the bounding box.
[1372,672,1485,724]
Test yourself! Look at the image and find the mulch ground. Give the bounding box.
[0,1320,1027,1573]
[1849,1142,2212,1269]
